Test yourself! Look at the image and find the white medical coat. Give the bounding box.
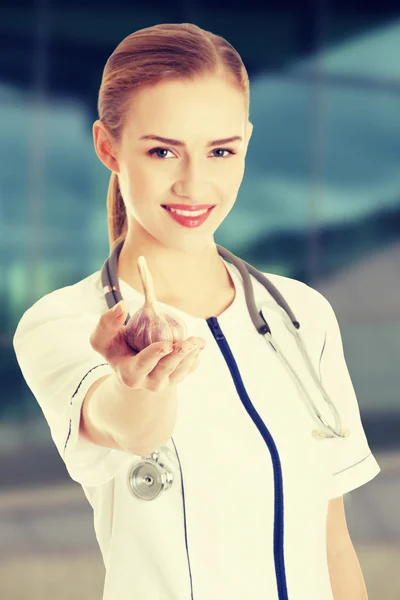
[13,259,381,600]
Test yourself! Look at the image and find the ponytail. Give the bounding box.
[106,171,127,254]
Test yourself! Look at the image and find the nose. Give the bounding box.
[173,159,213,199]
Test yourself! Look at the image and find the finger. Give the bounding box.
[89,300,128,355]
[164,346,199,384]
[152,339,199,371]
[117,341,173,389]
[187,347,203,373]
[127,337,205,388]
[143,337,198,380]
[125,341,192,391]
[168,343,205,384]
[130,341,175,378]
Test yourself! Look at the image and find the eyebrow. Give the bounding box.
[139,134,243,147]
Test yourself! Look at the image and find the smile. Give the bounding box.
[162,205,215,228]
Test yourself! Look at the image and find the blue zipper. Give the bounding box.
[207,316,289,600]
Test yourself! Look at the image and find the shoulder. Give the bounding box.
[258,270,334,322]
[14,271,105,340]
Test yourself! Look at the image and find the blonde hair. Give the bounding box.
[97,23,250,253]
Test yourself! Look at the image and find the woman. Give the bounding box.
[13,22,380,600]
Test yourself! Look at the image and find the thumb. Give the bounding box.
[90,299,127,353]
[111,299,126,319]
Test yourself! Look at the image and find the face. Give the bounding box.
[93,75,253,254]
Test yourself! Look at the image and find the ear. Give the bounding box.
[92,120,120,174]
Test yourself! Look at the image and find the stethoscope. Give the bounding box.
[101,239,350,500]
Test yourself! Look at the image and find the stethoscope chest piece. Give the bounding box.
[128,450,174,501]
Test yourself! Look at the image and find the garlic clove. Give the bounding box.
[137,255,158,314]
[123,255,188,352]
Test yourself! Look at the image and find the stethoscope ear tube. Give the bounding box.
[101,239,132,324]
[261,309,349,440]
[292,326,350,439]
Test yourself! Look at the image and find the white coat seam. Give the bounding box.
[63,362,110,459]
[332,452,372,476]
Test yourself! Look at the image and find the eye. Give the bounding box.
[212,148,236,158]
[148,148,174,159]
[147,147,236,159]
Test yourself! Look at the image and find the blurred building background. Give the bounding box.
[1,0,399,599]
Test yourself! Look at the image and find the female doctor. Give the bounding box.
[13,22,380,600]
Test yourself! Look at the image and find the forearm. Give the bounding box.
[328,543,368,600]
[89,373,178,455]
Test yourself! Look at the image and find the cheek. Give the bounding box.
[222,169,244,199]
[122,166,157,203]
[233,161,245,183]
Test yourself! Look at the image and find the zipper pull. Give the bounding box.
[207,317,225,341]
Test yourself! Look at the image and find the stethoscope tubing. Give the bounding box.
[100,240,350,500]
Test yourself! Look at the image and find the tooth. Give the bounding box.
[169,208,208,216]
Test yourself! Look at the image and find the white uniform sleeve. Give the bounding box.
[314,290,381,500]
[13,295,134,488]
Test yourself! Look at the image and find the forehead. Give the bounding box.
[123,76,246,141]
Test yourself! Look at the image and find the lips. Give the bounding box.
[162,204,215,228]
[161,204,215,211]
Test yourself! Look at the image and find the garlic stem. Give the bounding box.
[136,256,160,317]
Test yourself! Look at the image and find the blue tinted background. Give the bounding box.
[1,2,399,598]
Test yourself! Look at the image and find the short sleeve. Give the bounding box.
[13,292,133,488]
[314,291,381,500]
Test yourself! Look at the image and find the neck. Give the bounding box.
[117,232,230,303]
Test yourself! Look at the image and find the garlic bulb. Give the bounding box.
[123,255,188,352]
